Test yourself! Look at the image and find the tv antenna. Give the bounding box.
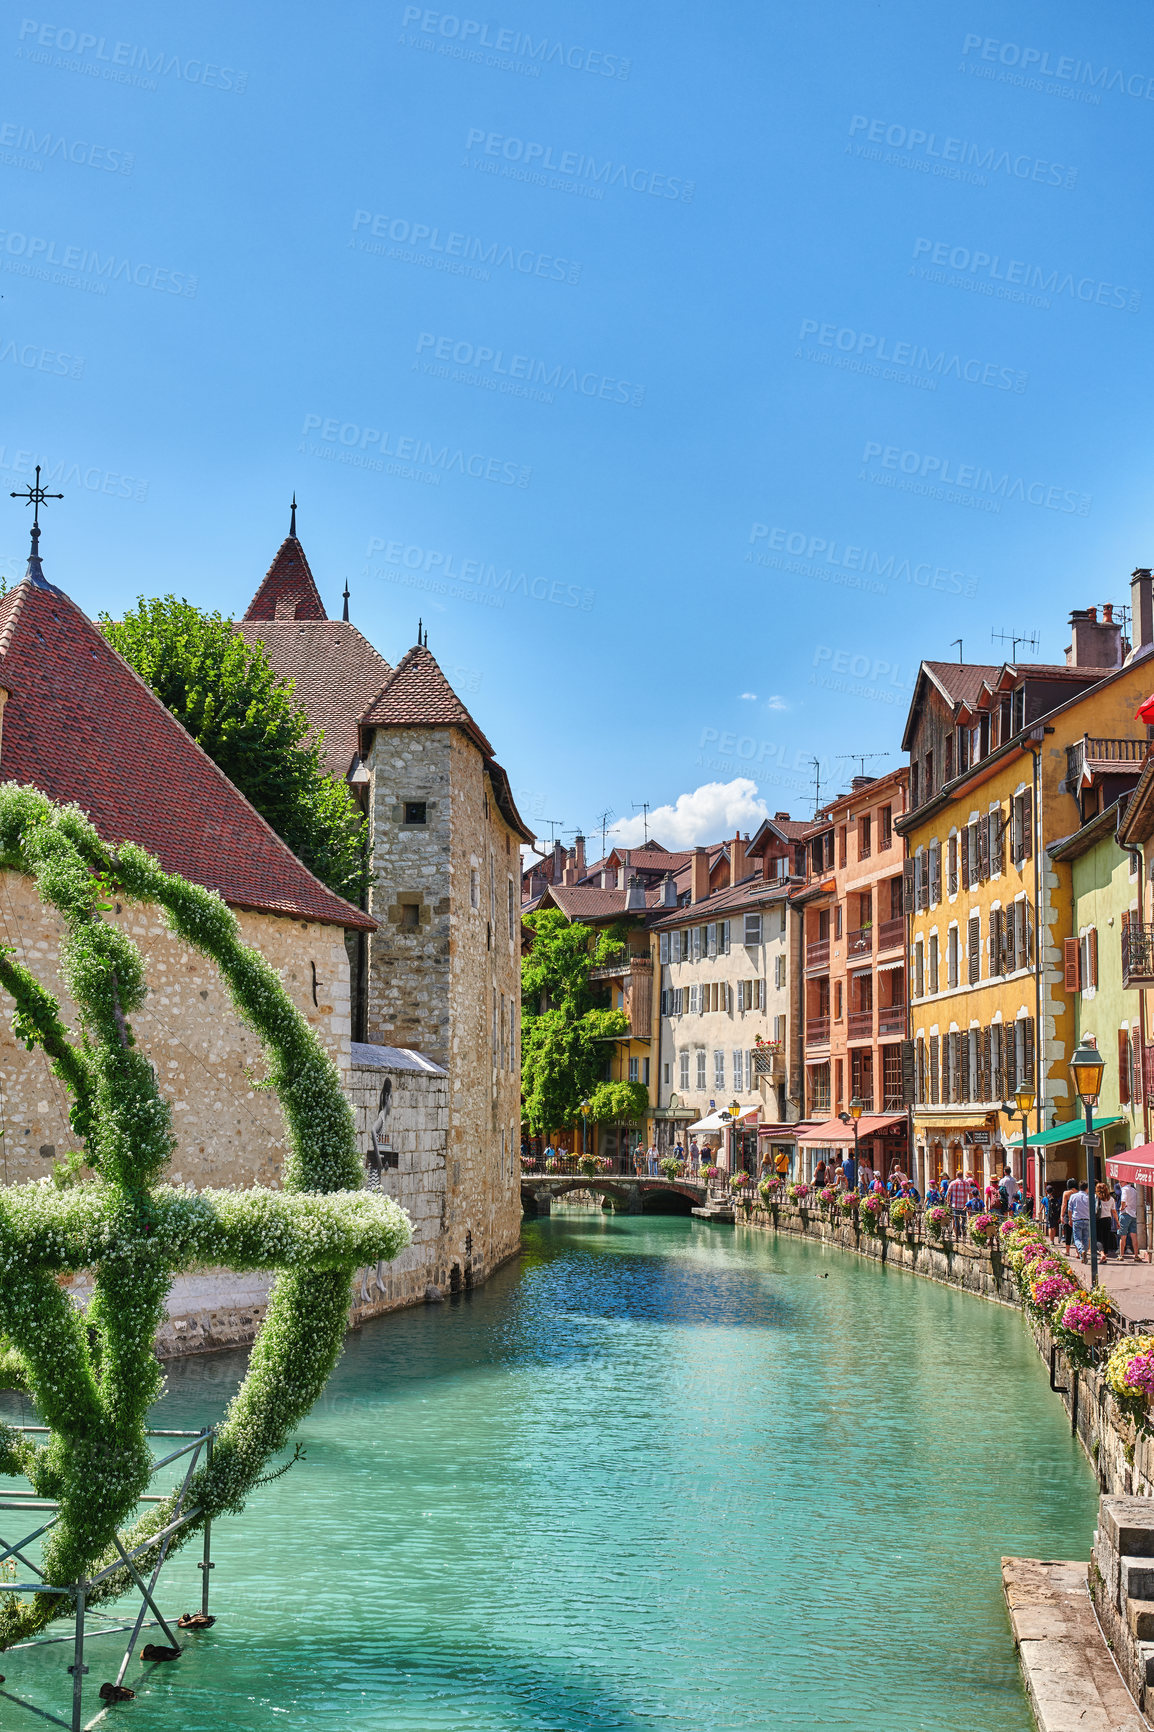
[837,752,889,780]
[539,818,566,849]
[950,638,963,662]
[631,800,652,844]
[992,627,1040,662]
[592,807,615,859]
[810,756,823,818]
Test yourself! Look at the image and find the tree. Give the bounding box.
[520,909,629,1134]
[101,597,366,904]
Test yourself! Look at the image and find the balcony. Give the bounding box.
[847,1009,874,1041]
[806,938,830,970]
[805,1015,830,1045]
[1123,924,1154,989]
[847,926,873,958]
[589,955,652,982]
[877,915,904,952]
[878,1005,906,1038]
[752,1045,783,1075]
[1067,734,1149,793]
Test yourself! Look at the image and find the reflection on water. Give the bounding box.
[1,1216,1096,1729]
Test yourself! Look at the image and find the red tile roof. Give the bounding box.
[0,576,373,930]
[238,618,391,778]
[243,536,327,622]
[921,661,1003,706]
[361,644,494,755]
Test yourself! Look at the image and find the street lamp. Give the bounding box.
[728,1097,741,1175]
[579,1098,590,1161]
[1071,1038,1106,1286]
[1004,1079,1036,1220]
[847,1095,864,1189]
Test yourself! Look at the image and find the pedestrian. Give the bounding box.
[690,1137,700,1174]
[1068,1182,1091,1262]
[1096,1181,1118,1261]
[814,1159,827,1187]
[1119,1180,1144,1262]
[1059,1178,1078,1250]
[947,1169,970,1236]
[842,1150,857,1191]
[999,1164,1019,1215]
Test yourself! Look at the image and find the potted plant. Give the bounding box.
[787,1182,811,1205]
[968,1212,998,1248]
[838,1193,858,1216]
[925,1205,949,1241]
[890,1196,918,1235]
[729,1169,751,1191]
[818,1185,838,1211]
[859,1192,885,1234]
[1104,1334,1154,1424]
[660,1154,684,1179]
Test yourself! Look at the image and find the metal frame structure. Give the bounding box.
[0,1425,216,1731]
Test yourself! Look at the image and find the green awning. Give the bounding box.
[1006,1115,1124,1150]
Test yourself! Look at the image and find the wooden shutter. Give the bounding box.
[990,908,1001,977]
[929,1034,940,1104]
[979,1027,991,1101]
[1064,937,1080,993]
[948,833,958,894]
[978,818,990,882]
[1026,904,1035,967]
[1023,1019,1036,1090]
[1134,1031,1145,1106]
[901,1039,916,1105]
[1021,788,1033,859]
[968,916,980,983]
[1090,927,1098,988]
[902,858,915,912]
[990,812,1005,875]
[961,829,970,891]
[930,841,941,905]
[1120,1028,1132,1104]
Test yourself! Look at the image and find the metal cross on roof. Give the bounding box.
[10,464,63,587]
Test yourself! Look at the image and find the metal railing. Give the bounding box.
[877,1006,906,1038]
[520,1153,707,1181]
[848,926,872,956]
[847,1008,874,1039]
[1122,923,1154,988]
[806,939,830,970]
[589,955,652,982]
[805,1015,830,1043]
[877,915,905,952]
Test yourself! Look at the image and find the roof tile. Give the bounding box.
[361,644,494,755]
[243,536,327,622]
[0,577,373,930]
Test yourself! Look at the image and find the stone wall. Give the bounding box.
[0,867,352,1188]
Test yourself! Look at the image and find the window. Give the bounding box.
[929,933,939,994]
[838,826,847,868]
[945,736,954,780]
[696,1050,707,1090]
[834,903,843,939]
[470,868,479,909]
[508,879,516,939]
[835,980,843,1020]
[643,1058,650,1085]
[859,814,871,860]
[1120,1028,1133,1105]
[924,751,933,798]
[721,920,731,955]
[692,926,702,962]
[713,1050,725,1088]
[1131,851,1140,880]
[775,954,785,989]
[1011,789,1033,864]
[773,1014,785,1042]
[968,916,980,985]
[929,838,941,906]
[910,762,919,808]
[947,926,958,989]
[733,1049,745,1090]
[834,1057,844,1109]
[780,905,787,934]
[629,1057,639,1083]
[947,833,958,896]
[880,805,892,848]
[707,922,717,959]
[660,932,671,964]
[744,912,762,946]
[914,938,924,998]
[404,801,427,824]
[400,899,420,929]
[680,1051,690,1090]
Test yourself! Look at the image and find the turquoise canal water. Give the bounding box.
[4,1215,1097,1730]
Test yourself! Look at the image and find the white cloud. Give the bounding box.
[607,779,771,850]
[765,694,788,711]
[740,691,757,701]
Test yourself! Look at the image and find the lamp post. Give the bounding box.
[848,1095,864,1189]
[1071,1038,1106,1287]
[728,1096,741,1176]
[579,1098,590,1163]
[1006,1080,1036,1220]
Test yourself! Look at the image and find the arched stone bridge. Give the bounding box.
[520,1173,707,1216]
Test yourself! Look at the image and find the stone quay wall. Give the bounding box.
[750,1201,1154,1505]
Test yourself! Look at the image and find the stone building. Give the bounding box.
[239,518,532,1295]
[0,548,373,1193]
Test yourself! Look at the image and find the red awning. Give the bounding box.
[1107,1146,1154,1186]
[795,1113,906,1146]
[1138,696,1154,725]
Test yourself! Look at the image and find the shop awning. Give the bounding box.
[796,1112,905,1147]
[757,1121,805,1142]
[1107,1147,1154,1186]
[1006,1115,1124,1150]
[687,1107,758,1133]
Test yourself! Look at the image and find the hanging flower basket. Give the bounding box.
[859,1194,886,1234]
[968,1213,999,1248]
[925,1205,949,1242]
[788,1183,811,1205]
[890,1197,918,1235]
[838,1193,859,1216]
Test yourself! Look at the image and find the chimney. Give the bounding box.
[574,832,586,875]
[562,865,577,886]
[600,868,614,890]
[529,871,546,899]
[1132,570,1154,657]
[730,831,747,884]
[1067,604,1122,670]
[660,872,677,907]
[691,846,710,904]
[625,874,647,911]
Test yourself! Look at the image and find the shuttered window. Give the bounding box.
[1064,937,1080,993]
[968,916,980,984]
[1120,1029,1132,1105]
[660,932,670,964]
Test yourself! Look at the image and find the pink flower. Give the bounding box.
[1062,1301,1108,1334]
[1122,1352,1154,1397]
[1031,1274,1076,1311]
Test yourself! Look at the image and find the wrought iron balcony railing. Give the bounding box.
[1122,923,1154,989]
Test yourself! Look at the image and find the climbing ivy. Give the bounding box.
[0,785,410,1647]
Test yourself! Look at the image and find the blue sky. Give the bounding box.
[5,0,1153,852]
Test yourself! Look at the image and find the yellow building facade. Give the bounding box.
[898,623,1153,1200]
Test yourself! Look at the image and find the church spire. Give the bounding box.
[290,492,298,538]
[342,580,350,622]
[11,465,62,589]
